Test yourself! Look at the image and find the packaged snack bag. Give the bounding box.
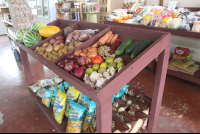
[49,85,58,106]
[159,15,172,28]
[168,18,182,29]
[29,83,40,93]
[113,99,128,113]
[140,13,153,25]
[53,90,66,124]
[60,81,71,93]
[127,87,145,98]
[65,86,81,117]
[77,92,85,106]
[192,21,200,32]
[38,79,55,88]
[66,100,87,133]
[151,15,162,27]
[89,109,97,133]
[170,59,195,70]
[52,77,63,86]
[82,98,96,133]
[114,85,130,100]
[36,88,45,98]
[42,89,53,108]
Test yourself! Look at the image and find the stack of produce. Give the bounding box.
[16,21,61,48]
[107,5,200,32]
[29,77,151,133]
[168,59,199,75]
[89,85,152,133]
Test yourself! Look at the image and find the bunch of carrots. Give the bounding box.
[92,31,118,48]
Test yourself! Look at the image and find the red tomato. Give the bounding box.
[92,56,104,65]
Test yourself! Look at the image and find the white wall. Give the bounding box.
[145,0,159,5]
[163,0,200,7]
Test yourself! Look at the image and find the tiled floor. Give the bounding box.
[0,35,200,133]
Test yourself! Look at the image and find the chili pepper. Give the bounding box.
[111,39,121,54]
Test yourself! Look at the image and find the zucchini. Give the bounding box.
[131,40,154,60]
[125,41,146,55]
[115,38,132,56]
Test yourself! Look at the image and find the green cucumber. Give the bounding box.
[131,40,154,60]
[125,41,146,55]
[115,38,132,56]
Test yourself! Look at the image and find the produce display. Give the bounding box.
[106,6,200,32]
[16,28,31,43]
[57,30,154,89]
[29,76,152,133]
[23,31,42,48]
[31,21,47,32]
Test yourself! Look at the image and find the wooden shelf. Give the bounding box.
[28,88,68,133]
[56,1,88,4]
[3,19,13,25]
[58,11,80,14]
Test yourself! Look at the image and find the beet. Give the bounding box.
[64,26,74,37]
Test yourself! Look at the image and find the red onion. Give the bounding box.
[66,60,75,66]
[81,66,87,71]
[63,57,68,64]
[74,64,79,69]
[66,53,75,60]
[58,61,65,68]
[64,63,74,72]
[77,56,86,66]
[74,67,85,80]
[86,63,93,68]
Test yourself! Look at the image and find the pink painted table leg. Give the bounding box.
[148,45,171,133]
[19,47,34,86]
[96,98,113,133]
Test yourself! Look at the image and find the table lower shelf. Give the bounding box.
[167,62,200,85]
[29,89,68,133]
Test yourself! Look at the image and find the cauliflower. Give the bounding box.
[95,78,106,88]
[103,72,110,78]
[90,71,103,83]
[107,67,116,76]
[83,74,91,84]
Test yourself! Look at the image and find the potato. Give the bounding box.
[45,46,54,53]
[55,40,64,44]
[68,45,75,51]
[43,42,49,47]
[56,36,64,40]
[74,41,83,47]
[69,42,74,46]
[34,50,38,53]
[54,45,61,52]
[60,43,65,47]
[38,51,44,55]
[36,47,40,50]
[43,54,48,58]
[52,51,58,55]
[58,52,64,57]
[62,49,68,54]
[64,45,69,50]
[50,39,56,44]
[52,55,59,60]
[58,50,63,54]
[53,43,58,47]
[48,44,53,47]
[60,46,64,49]
[41,47,45,51]
[47,58,52,62]
[48,54,53,58]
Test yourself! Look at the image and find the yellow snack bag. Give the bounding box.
[65,86,81,118]
[53,90,66,124]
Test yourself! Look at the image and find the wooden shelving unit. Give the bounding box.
[98,0,111,24]
[55,1,88,21]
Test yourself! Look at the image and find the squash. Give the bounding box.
[39,26,61,38]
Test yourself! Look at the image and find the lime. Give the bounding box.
[85,68,94,76]
[98,67,107,74]
[100,62,108,69]
[92,64,100,71]
[117,62,125,70]
[108,62,117,69]
[114,57,123,64]
[105,57,114,64]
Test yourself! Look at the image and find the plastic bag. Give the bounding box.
[66,100,87,133]
[186,15,200,28]
[133,15,143,24]
[177,19,191,31]
[159,15,172,28]
[60,81,71,93]
[168,1,178,10]
[192,21,200,32]
[53,90,66,124]
[52,77,63,86]
[36,88,45,98]
[29,83,40,93]
[38,79,55,88]
[41,89,53,108]
[77,92,85,106]
[151,15,162,27]
[172,9,180,18]
[114,85,130,100]
[49,85,58,106]
[113,16,124,22]
[65,86,81,117]
[82,97,96,133]
[168,18,182,29]
[140,13,153,25]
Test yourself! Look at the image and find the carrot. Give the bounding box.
[106,34,114,44]
[111,34,118,45]
[99,31,113,46]
[91,42,99,48]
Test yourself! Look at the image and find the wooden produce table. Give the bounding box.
[17,19,171,133]
[104,20,200,85]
